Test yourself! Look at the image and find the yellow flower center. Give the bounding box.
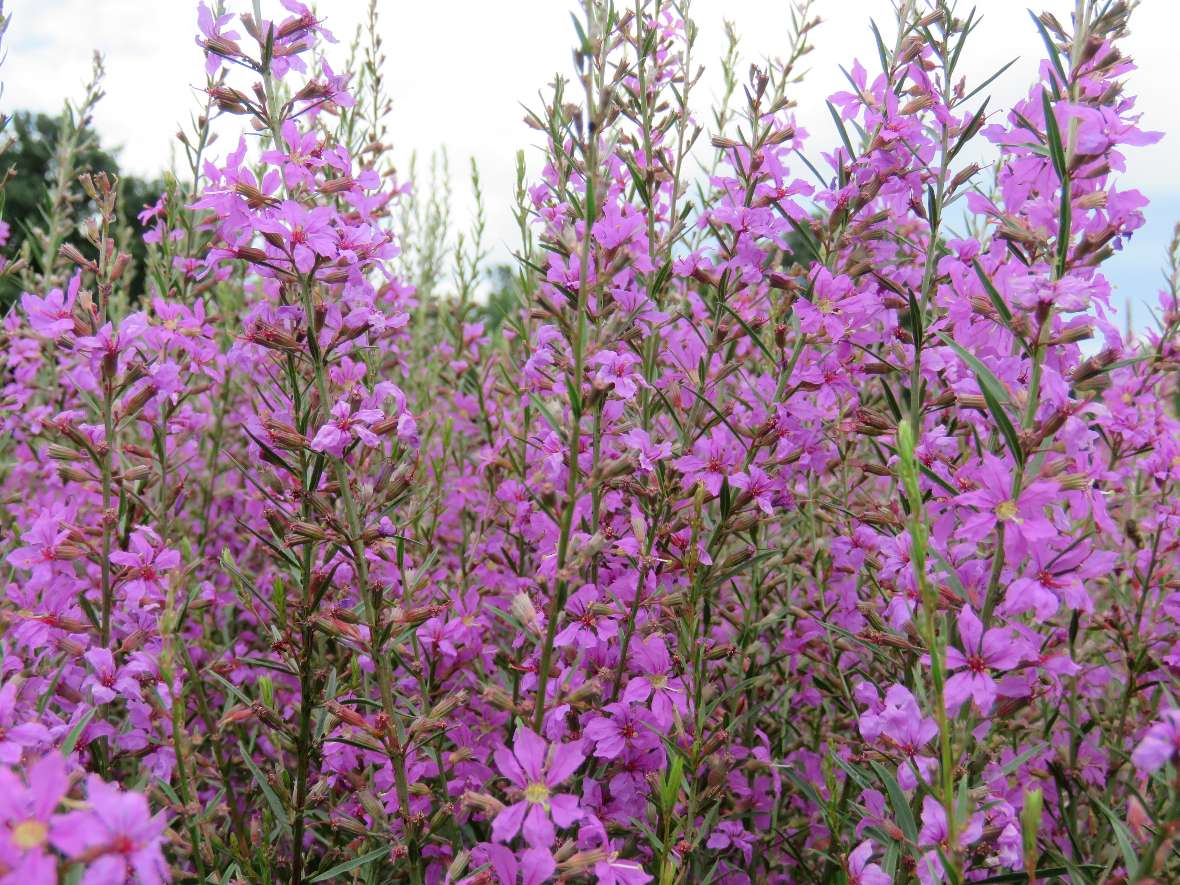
[11,819,48,850]
[524,782,550,806]
[649,674,668,691]
[817,299,835,314]
[995,500,1019,522]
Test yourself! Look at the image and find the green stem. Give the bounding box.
[533,26,601,733]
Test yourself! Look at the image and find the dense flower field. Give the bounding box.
[0,0,1178,882]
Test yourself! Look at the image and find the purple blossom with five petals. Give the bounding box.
[943,607,1024,714]
[492,727,584,849]
[309,399,384,457]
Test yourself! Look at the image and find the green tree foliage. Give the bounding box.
[0,110,162,306]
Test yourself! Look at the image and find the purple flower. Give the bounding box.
[1003,543,1093,621]
[589,350,644,400]
[956,454,1059,556]
[621,635,686,729]
[553,585,617,650]
[256,201,338,274]
[82,649,143,706]
[619,429,671,473]
[592,202,646,252]
[917,796,982,885]
[593,852,652,885]
[0,682,52,765]
[0,754,69,881]
[52,776,168,885]
[943,607,1024,714]
[847,840,890,885]
[21,273,80,340]
[731,466,777,516]
[417,616,461,660]
[705,820,754,864]
[109,529,180,610]
[859,685,937,790]
[196,2,241,74]
[261,121,326,190]
[7,511,72,589]
[582,703,660,760]
[309,399,385,457]
[475,842,555,885]
[492,727,584,848]
[672,433,738,496]
[796,267,858,339]
[1131,709,1180,774]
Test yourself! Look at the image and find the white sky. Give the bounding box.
[4,0,1178,316]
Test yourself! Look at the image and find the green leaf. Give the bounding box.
[527,393,561,434]
[880,379,902,422]
[1093,797,1137,875]
[995,741,1048,778]
[208,671,254,708]
[237,739,291,833]
[935,331,1024,466]
[869,760,918,844]
[947,98,990,163]
[1055,167,1072,277]
[61,707,97,756]
[569,12,590,54]
[972,259,1014,326]
[661,755,684,814]
[937,331,1013,407]
[308,846,389,882]
[946,7,976,76]
[981,383,1024,469]
[827,100,856,160]
[235,656,298,677]
[906,287,924,350]
[929,545,966,599]
[792,148,828,189]
[1040,88,1067,183]
[961,57,1019,105]
[868,19,889,75]
[623,154,651,208]
[975,867,1100,884]
[565,373,583,416]
[778,765,827,814]
[831,755,874,792]
[980,382,1025,469]
[716,299,775,364]
[1028,11,1068,97]
[920,463,959,498]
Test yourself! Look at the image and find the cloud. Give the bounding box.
[3,0,1176,311]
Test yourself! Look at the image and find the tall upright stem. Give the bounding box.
[533,6,602,734]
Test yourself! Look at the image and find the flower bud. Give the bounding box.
[217,705,254,731]
[59,243,97,272]
[481,685,518,714]
[116,383,157,420]
[510,592,541,634]
[326,699,370,731]
[461,791,504,817]
[118,464,152,484]
[286,521,327,545]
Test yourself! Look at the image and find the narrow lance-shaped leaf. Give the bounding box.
[936,331,1025,466]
